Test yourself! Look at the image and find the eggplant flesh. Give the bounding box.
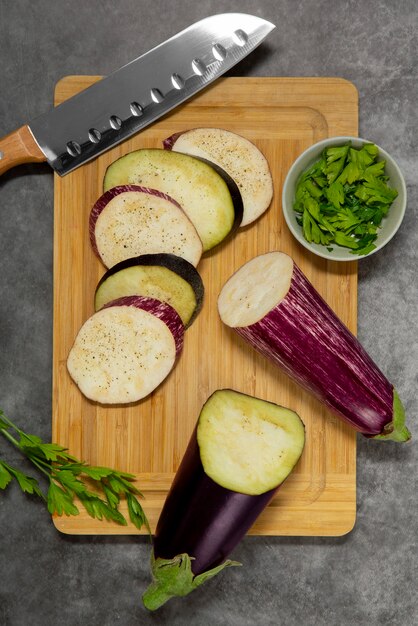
[103,149,243,251]
[89,185,202,268]
[67,296,183,404]
[218,251,411,442]
[153,433,275,576]
[164,127,273,227]
[94,253,204,328]
[152,389,304,572]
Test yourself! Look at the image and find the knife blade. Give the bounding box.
[0,13,275,177]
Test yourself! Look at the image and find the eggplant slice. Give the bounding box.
[103,149,243,252]
[94,253,204,328]
[164,127,273,227]
[90,185,203,268]
[67,296,183,404]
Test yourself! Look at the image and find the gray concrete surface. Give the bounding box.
[0,1,417,624]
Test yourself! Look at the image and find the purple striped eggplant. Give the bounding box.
[218,251,410,442]
[142,389,305,610]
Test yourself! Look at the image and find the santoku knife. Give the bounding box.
[0,13,275,177]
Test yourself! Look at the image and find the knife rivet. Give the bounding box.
[88,128,102,143]
[66,141,81,157]
[191,58,206,76]
[150,88,164,104]
[109,115,122,130]
[233,29,248,46]
[171,73,185,90]
[130,102,143,116]
[212,43,227,61]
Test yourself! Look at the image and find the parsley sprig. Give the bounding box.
[0,410,150,532]
[294,142,398,255]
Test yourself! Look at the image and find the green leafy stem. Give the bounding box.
[0,409,150,532]
[142,553,241,611]
[1,411,243,608]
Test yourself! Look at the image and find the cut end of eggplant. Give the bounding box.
[217,252,294,328]
[197,389,305,495]
[164,127,273,227]
[150,389,305,597]
[67,296,183,404]
[371,389,412,442]
[94,253,204,328]
[142,552,240,611]
[219,252,410,442]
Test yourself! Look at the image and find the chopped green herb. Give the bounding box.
[0,409,150,532]
[293,142,398,256]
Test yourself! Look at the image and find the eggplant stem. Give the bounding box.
[142,552,241,611]
[371,389,411,442]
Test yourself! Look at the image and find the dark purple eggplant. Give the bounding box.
[142,389,305,610]
[218,251,411,442]
[94,253,204,328]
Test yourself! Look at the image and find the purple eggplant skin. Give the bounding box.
[232,262,410,442]
[153,428,275,576]
[94,253,204,328]
[163,132,183,151]
[102,295,184,356]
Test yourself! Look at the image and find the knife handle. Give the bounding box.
[0,125,46,176]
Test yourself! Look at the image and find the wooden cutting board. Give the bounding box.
[52,76,358,536]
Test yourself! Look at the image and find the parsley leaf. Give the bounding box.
[325,145,349,184]
[47,481,79,516]
[293,142,398,254]
[0,462,12,489]
[326,181,345,209]
[127,492,151,533]
[0,410,150,532]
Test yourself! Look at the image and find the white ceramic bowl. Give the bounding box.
[282,136,407,261]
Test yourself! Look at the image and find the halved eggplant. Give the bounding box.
[94,253,204,328]
[89,185,203,268]
[103,149,243,252]
[218,251,411,442]
[67,296,184,404]
[143,389,305,610]
[164,127,274,227]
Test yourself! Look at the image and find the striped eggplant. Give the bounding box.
[217,251,410,442]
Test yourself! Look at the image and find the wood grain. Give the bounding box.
[0,125,46,175]
[52,77,358,536]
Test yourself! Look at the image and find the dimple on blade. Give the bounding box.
[28,13,275,175]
